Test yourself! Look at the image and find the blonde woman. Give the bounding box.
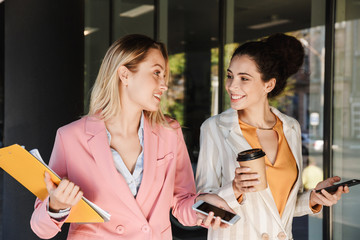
[196,33,349,240]
[30,34,230,240]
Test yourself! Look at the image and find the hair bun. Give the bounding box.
[263,33,304,78]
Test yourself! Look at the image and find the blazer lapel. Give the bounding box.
[258,189,284,229]
[135,118,159,207]
[271,107,304,226]
[279,109,302,223]
[271,107,301,170]
[219,108,252,155]
[221,108,294,231]
[85,116,146,220]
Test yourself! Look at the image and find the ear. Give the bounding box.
[117,66,130,86]
[264,78,276,94]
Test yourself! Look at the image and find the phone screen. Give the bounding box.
[196,202,236,222]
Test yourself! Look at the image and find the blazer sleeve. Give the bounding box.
[196,120,222,192]
[195,120,240,211]
[30,129,69,239]
[293,121,322,217]
[171,125,198,226]
[294,190,318,216]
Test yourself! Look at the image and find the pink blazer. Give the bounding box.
[30,115,198,240]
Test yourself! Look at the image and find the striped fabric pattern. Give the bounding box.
[195,107,318,240]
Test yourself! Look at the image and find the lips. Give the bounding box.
[230,94,245,101]
[154,93,161,101]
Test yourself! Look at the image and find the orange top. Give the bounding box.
[239,115,298,217]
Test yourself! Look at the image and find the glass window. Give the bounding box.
[84,0,154,113]
[163,0,219,164]
[83,0,360,239]
[224,1,326,239]
[84,0,111,113]
[163,1,219,239]
[333,0,360,239]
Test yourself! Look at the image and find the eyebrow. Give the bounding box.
[227,69,253,78]
[152,63,165,70]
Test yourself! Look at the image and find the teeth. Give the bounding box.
[232,95,241,99]
[154,94,161,98]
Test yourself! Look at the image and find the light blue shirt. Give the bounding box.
[106,112,144,197]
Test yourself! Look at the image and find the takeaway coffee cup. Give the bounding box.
[237,148,267,191]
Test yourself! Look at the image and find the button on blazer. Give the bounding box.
[196,108,318,240]
[31,115,198,240]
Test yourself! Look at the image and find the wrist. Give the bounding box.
[232,180,242,199]
[49,205,61,213]
[309,190,317,207]
[48,200,61,213]
[195,193,208,203]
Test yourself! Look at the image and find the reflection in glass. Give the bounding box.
[333,0,360,238]
[224,1,326,239]
[113,1,154,40]
[84,0,155,112]
[165,0,219,165]
[162,53,186,125]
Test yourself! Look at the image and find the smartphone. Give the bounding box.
[192,200,240,225]
[315,179,360,194]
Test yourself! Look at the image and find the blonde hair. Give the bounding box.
[88,34,169,126]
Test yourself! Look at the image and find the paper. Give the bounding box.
[0,144,110,223]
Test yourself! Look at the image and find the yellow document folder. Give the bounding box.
[0,144,110,223]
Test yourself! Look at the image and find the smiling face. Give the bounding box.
[226,55,272,111]
[122,48,168,112]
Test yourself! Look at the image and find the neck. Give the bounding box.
[106,85,144,136]
[238,102,276,129]
[105,107,142,137]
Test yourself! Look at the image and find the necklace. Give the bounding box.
[257,119,277,130]
[257,126,274,130]
[237,111,277,130]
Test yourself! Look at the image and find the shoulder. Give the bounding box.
[271,107,301,130]
[58,115,104,136]
[201,108,237,130]
[146,115,180,139]
[58,117,85,133]
[165,115,181,129]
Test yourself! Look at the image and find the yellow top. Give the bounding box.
[239,115,298,217]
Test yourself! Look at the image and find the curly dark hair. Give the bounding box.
[231,33,304,98]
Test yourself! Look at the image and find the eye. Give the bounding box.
[226,74,233,79]
[241,77,249,81]
[154,71,161,76]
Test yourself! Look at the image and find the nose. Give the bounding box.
[227,78,239,91]
[159,78,168,92]
[160,83,168,92]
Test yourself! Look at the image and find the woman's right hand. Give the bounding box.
[233,167,260,198]
[44,172,83,213]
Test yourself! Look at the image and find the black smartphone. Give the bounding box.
[192,200,241,225]
[315,179,360,194]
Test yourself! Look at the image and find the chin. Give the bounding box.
[145,105,160,112]
[230,104,245,111]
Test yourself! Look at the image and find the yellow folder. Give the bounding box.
[0,144,110,223]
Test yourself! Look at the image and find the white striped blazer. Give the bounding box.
[195,107,317,240]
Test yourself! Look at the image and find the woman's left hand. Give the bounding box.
[195,193,233,230]
[310,176,349,207]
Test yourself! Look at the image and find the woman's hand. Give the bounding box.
[232,167,260,198]
[195,193,233,230]
[310,176,349,208]
[44,172,83,212]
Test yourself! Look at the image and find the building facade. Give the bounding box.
[1,0,360,239]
